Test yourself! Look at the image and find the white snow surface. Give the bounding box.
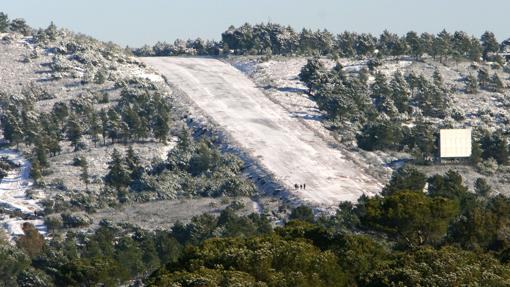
[0,149,46,240]
[141,57,382,206]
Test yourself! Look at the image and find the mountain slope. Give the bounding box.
[142,57,382,206]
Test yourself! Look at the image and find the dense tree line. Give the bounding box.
[0,205,271,286]
[0,84,171,183]
[298,58,510,163]
[4,166,510,286]
[298,58,452,160]
[134,129,256,199]
[145,167,510,286]
[134,22,505,62]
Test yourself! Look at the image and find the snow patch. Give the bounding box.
[0,149,47,241]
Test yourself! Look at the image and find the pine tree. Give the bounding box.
[105,149,131,190]
[474,178,492,197]
[52,102,69,127]
[21,110,39,146]
[432,69,444,87]
[371,73,392,114]
[481,31,499,61]
[30,157,42,184]
[34,142,49,168]
[468,36,483,61]
[107,109,121,144]
[89,112,101,147]
[465,74,478,94]
[79,156,90,190]
[45,135,61,157]
[432,30,451,63]
[358,68,370,86]
[0,12,8,33]
[45,21,57,41]
[390,71,411,113]
[9,18,30,36]
[405,31,424,59]
[490,73,504,93]
[405,72,419,97]
[66,114,83,151]
[452,31,471,58]
[478,68,490,89]
[1,113,23,147]
[471,139,482,164]
[99,109,108,145]
[125,146,143,181]
[299,58,326,93]
[153,114,170,143]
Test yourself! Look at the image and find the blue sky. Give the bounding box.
[2,0,509,47]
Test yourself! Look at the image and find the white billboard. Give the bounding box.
[440,129,472,158]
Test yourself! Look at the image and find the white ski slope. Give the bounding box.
[141,57,382,206]
[0,149,46,239]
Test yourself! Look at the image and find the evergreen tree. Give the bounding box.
[419,32,435,55]
[125,146,143,181]
[452,31,472,58]
[1,112,23,147]
[371,73,394,115]
[358,68,370,86]
[9,18,30,36]
[468,36,483,61]
[481,31,499,61]
[52,102,69,128]
[299,58,326,93]
[470,139,482,164]
[33,141,49,168]
[153,114,170,143]
[474,178,492,197]
[21,110,39,146]
[489,73,504,93]
[106,109,121,144]
[432,30,451,63]
[99,109,108,145]
[16,223,44,258]
[30,157,42,184]
[66,114,83,151]
[481,133,509,165]
[89,112,101,147]
[105,149,131,190]
[477,68,490,90]
[42,133,61,157]
[0,12,8,33]
[405,31,424,59]
[79,156,90,190]
[45,21,57,41]
[464,74,478,94]
[432,69,444,87]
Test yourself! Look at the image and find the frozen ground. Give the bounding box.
[230,57,396,182]
[91,197,264,230]
[231,56,510,196]
[141,57,382,206]
[0,149,46,240]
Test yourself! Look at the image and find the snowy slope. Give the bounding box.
[0,149,46,239]
[141,57,382,206]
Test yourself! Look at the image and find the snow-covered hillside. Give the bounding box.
[142,57,382,206]
[0,149,46,240]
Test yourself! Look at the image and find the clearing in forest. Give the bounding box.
[141,57,382,206]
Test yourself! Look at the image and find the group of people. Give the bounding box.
[294,183,306,190]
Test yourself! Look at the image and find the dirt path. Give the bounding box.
[141,57,381,206]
